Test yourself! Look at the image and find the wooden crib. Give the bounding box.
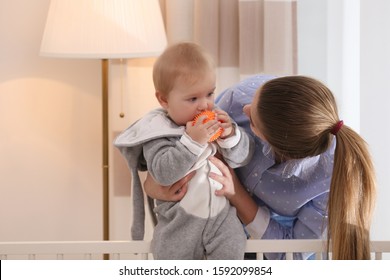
[1,239,390,260]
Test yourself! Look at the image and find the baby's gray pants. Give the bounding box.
[151,202,246,260]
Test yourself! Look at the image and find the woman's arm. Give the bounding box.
[209,156,258,225]
[143,171,195,201]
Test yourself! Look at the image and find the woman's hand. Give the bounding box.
[208,156,258,225]
[208,156,236,198]
[143,171,195,201]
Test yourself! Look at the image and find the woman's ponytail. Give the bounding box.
[327,125,376,259]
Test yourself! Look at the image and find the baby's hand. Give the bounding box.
[186,115,219,145]
[214,109,234,139]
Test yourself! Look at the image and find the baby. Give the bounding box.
[115,42,254,259]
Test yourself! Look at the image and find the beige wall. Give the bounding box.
[0,0,159,242]
[0,0,102,241]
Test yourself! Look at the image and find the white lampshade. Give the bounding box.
[40,0,167,58]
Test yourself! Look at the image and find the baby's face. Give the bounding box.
[164,70,216,126]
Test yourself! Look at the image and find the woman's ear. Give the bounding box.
[155,91,168,109]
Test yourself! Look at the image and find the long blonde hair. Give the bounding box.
[256,76,376,259]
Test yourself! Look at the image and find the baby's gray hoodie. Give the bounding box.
[114,108,254,240]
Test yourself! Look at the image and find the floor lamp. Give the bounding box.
[40,0,167,251]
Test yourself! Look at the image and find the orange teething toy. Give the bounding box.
[192,110,223,142]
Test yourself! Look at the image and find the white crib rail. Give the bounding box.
[1,240,389,260]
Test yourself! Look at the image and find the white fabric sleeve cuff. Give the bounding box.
[217,123,241,148]
[245,206,271,239]
[180,132,207,155]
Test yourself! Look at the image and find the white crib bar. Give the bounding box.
[246,239,328,260]
[0,240,389,260]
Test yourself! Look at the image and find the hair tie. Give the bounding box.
[330,120,344,135]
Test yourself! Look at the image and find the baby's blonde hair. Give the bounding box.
[153,42,215,96]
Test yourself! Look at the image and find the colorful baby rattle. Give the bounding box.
[192,110,223,142]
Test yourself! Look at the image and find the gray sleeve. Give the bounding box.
[218,127,255,168]
[143,137,198,186]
